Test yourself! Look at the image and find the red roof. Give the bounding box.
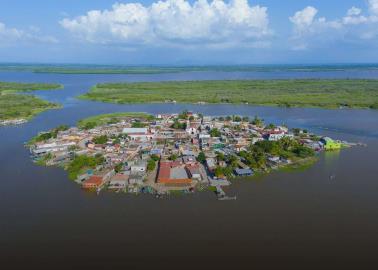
[158,162,171,179]
[83,176,103,187]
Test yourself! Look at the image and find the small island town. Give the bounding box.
[28,111,361,200]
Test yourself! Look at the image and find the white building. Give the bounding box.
[130,161,147,174]
[123,128,148,134]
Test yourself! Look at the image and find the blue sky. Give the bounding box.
[1,0,378,64]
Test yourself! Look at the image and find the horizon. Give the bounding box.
[1,0,378,64]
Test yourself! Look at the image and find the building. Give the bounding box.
[108,174,129,189]
[186,165,201,180]
[130,161,147,174]
[267,132,286,141]
[234,168,253,177]
[206,158,217,172]
[320,137,342,150]
[82,176,105,189]
[122,127,148,134]
[157,161,192,185]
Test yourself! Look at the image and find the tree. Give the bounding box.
[189,116,195,121]
[132,121,146,128]
[83,121,97,130]
[93,135,108,144]
[209,128,221,137]
[171,119,186,130]
[225,116,232,121]
[197,152,206,163]
[216,152,225,161]
[112,138,121,145]
[233,115,242,122]
[292,145,315,158]
[242,116,249,122]
[114,163,123,173]
[251,116,264,127]
[169,154,178,161]
[147,159,156,171]
[178,110,189,119]
[266,123,276,130]
[150,154,160,162]
[214,167,224,178]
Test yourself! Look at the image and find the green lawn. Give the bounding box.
[79,79,378,109]
[0,82,62,121]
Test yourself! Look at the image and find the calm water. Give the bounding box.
[1,70,378,269]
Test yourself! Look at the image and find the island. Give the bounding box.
[3,63,378,74]
[28,111,357,199]
[0,82,62,125]
[79,79,378,109]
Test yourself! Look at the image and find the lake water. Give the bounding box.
[1,69,378,269]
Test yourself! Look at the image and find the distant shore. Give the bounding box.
[79,79,378,110]
[0,82,62,124]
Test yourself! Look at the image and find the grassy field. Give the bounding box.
[0,82,62,93]
[2,63,378,74]
[80,79,378,109]
[0,82,62,121]
[77,112,154,129]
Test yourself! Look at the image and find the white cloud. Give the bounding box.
[0,22,23,41]
[60,0,272,47]
[289,6,318,29]
[0,21,58,45]
[347,7,362,16]
[369,0,378,15]
[289,1,378,50]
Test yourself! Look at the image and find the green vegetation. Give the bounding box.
[67,154,104,180]
[131,121,147,128]
[171,119,187,130]
[238,138,315,170]
[80,79,378,109]
[0,82,62,121]
[77,112,154,129]
[28,125,69,144]
[147,159,156,171]
[114,163,123,173]
[197,152,206,164]
[209,128,221,137]
[35,153,53,166]
[4,64,378,74]
[0,82,62,93]
[251,116,264,127]
[92,135,108,144]
[169,154,179,161]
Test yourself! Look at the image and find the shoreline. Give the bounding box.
[79,79,378,110]
[27,111,357,200]
[0,82,63,125]
[78,95,378,110]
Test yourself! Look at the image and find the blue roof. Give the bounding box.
[234,168,253,175]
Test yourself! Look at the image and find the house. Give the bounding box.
[320,137,342,150]
[267,132,286,141]
[182,155,196,165]
[129,175,144,185]
[186,125,197,135]
[108,174,129,189]
[122,127,148,134]
[157,161,192,185]
[82,176,105,189]
[206,158,216,172]
[234,168,253,177]
[130,161,147,174]
[186,165,201,180]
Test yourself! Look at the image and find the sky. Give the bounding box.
[1,0,378,65]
